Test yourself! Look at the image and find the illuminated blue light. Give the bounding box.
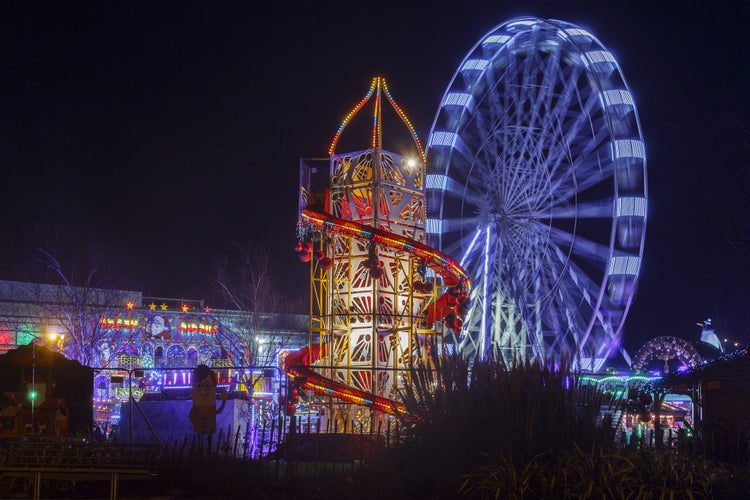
[425,174,448,190]
[616,197,646,217]
[481,34,511,46]
[460,227,483,268]
[427,132,471,159]
[600,89,634,107]
[664,394,692,402]
[581,50,616,69]
[427,131,458,148]
[460,59,489,72]
[426,218,443,234]
[560,28,593,39]
[443,92,475,111]
[608,256,640,276]
[425,174,466,196]
[480,226,491,360]
[612,139,645,160]
[507,20,537,27]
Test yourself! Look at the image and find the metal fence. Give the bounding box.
[91,365,285,456]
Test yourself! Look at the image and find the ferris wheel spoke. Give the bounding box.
[546,224,611,265]
[545,93,604,182]
[435,212,481,234]
[552,245,604,316]
[456,227,486,271]
[428,173,483,200]
[543,76,592,167]
[546,199,614,219]
[551,154,614,203]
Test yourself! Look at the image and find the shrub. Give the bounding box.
[386,352,622,498]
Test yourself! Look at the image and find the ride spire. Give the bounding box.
[328,76,425,162]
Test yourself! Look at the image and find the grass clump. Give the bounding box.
[382,352,735,499]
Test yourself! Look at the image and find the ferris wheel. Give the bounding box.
[426,17,647,370]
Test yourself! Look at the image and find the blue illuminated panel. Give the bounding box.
[608,256,640,276]
[616,197,646,217]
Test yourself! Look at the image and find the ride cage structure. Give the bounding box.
[287,77,471,433]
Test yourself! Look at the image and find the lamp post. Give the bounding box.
[46,331,65,352]
[31,340,36,430]
[26,332,66,433]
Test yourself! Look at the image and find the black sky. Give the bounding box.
[2,1,749,355]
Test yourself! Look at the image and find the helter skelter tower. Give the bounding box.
[293,77,470,431]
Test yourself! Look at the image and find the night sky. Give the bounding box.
[2,1,749,355]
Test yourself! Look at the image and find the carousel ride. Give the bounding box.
[285,77,470,429]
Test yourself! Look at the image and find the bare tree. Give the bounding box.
[211,242,305,370]
[24,227,140,366]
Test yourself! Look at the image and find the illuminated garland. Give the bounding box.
[328,78,377,156]
[373,83,382,149]
[283,344,412,420]
[328,76,426,162]
[302,78,447,421]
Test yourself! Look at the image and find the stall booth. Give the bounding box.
[0,343,93,438]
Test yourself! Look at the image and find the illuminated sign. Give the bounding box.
[179,322,218,334]
[100,318,139,329]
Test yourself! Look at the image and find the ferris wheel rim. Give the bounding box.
[426,16,647,368]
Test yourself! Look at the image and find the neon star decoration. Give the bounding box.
[149,303,156,311]
[126,301,134,310]
[160,303,168,311]
[181,304,189,313]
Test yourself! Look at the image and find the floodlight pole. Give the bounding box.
[31,341,36,431]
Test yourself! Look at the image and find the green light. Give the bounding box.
[28,390,39,401]
[17,324,38,346]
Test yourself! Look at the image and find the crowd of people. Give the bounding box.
[91,422,118,443]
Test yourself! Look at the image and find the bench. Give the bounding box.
[0,438,161,499]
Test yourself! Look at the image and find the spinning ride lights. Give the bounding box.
[290,77,470,428]
[426,17,647,370]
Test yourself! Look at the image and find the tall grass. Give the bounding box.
[381,352,620,497]
[381,351,739,499]
[459,446,731,499]
[401,352,620,454]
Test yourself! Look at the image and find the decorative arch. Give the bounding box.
[154,346,164,368]
[166,345,186,367]
[632,336,702,374]
[187,347,198,366]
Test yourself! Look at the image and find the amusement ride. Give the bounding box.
[426,17,647,370]
[286,77,470,430]
[283,16,647,429]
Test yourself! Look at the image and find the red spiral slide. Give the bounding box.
[283,207,470,419]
